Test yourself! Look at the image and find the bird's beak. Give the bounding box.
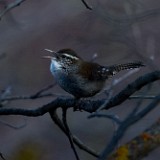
[43,48,58,59]
[44,49,57,54]
[42,55,53,59]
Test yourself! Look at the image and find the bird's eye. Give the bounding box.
[61,55,66,59]
[61,54,72,60]
[61,54,65,58]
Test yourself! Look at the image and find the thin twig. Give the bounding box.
[30,83,56,99]
[72,135,99,157]
[129,95,157,99]
[128,82,154,116]
[88,113,121,125]
[50,109,99,157]
[0,83,56,102]
[0,93,60,101]
[96,81,113,112]
[112,69,140,86]
[0,119,27,129]
[62,108,80,160]
[0,0,26,20]
[0,152,5,160]
[81,0,92,10]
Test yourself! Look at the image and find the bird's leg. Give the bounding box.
[73,97,82,111]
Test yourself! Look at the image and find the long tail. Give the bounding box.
[104,61,145,78]
[110,61,145,72]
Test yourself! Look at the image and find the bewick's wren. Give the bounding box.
[44,48,144,99]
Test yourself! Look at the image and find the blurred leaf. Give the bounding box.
[13,141,42,160]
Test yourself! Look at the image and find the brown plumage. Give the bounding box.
[44,48,145,98]
[79,61,145,81]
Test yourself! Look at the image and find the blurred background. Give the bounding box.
[0,0,160,159]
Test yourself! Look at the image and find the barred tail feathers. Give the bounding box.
[105,61,145,77]
[111,61,145,72]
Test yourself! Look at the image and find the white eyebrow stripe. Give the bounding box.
[63,53,79,60]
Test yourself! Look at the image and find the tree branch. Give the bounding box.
[108,118,160,160]
[99,93,160,160]
[0,71,159,116]
[0,0,26,20]
[103,71,160,110]
[0,71,159,159]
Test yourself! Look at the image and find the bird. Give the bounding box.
[43,48,145,99]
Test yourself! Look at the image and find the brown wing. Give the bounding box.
[78,61,145,81]
[78,61,106,81]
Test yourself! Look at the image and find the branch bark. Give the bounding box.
[108,118,160,160]
[0,71,160,116]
